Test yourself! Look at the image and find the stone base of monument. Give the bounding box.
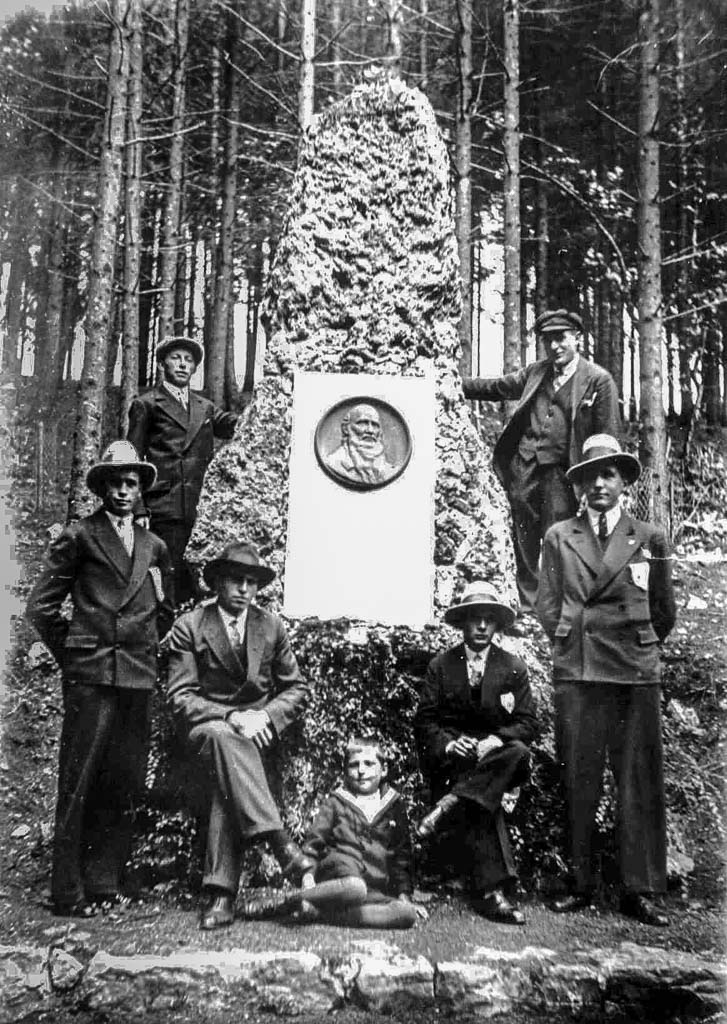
[1,940,724,1021]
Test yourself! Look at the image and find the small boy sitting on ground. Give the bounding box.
[246,735,427,928]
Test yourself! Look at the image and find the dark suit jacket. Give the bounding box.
[414,643,537,792]
[462,358,620,488]
[27,510,173,690]
[166,601,309,738]
[536,512,677,684]
[127,386,237,524]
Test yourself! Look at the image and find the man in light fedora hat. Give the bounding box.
[414,582,538,925]
[537,434,676,926]
[462,309,620,609]
[166,540,313,930]
[27,440,173,917]
[127,336,238,604]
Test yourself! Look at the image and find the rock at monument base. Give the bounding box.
[330,941,435,1012]
[0,945,50,1021]
[81,948,338,1015]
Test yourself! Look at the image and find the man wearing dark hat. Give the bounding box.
[127,337,238,604]
[463,309,620,609]
[27,441,173,916]
[536,434,676,926]
[166,541,313,930]
[414,582,538,924]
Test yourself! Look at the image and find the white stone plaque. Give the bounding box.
[284,371,435,628]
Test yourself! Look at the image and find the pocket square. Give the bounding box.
[628,561,649,590]
[500,692,515,714]
[148,566,165,602]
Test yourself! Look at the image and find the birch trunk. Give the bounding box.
[502,0,521,373]
[455,0,473,375]
[121,0,142,434]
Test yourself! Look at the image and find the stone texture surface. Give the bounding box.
[0,941,724,1021]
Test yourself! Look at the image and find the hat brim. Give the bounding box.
[86,461,157,497]
[566,453,641,486]
[156,338,204,366]
[444,600,516,631]
[203,559,276,589]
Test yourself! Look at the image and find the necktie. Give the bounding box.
[229,617,244,650]
[598,511,609,549]
[470,658,484,698]
[115,517,133,555]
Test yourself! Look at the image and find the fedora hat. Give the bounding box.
[444,581,516,630]
[203,541,276,589]
[532,308,583,334]
[86,439,157,496]
[156,335,204,367]
[566,433,641,486]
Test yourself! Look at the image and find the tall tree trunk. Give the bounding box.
[121,0,142,435]
[455,0,473,375]
[502,0,521,373]
[383,0,403,74]
[608,267,624,409]
[277,0,288,73]
[138,201,157,387]
[419,0,428,89]
[208,14,242,406]
[636,0,668,526]
[701,324,720,425]
[157,0,188,343]
[68,0,130,520]
[299,0,316,131]
[330,0,342,95]
[674,0,694,425]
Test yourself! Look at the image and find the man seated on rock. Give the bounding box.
[414,582,537,925]
[165,540,313,930]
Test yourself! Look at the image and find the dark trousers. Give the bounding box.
[439,740,531,894]
[52,683,150,906]
[554,682,667,895]
[149,516,198,606]
[508,454,577,608]
[188,720,283,895]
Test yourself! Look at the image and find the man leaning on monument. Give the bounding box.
[127,336,238,605]
[536,434,676,926]
[27,441,173,917]
[462,309,620,609]
[165,541,313,930]
[414,582,537,925]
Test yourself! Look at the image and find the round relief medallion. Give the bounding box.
[314,397,412,491]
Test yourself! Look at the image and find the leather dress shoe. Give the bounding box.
[200,894,235,931]
[551,892,593,914]
[239,890,295,920]
[416,805,447,839]
[275,841,315,885]
[620,893,669,927]
[473,890,525,925]
[52,899,98,919]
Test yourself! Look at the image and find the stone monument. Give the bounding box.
[186,74,548,853]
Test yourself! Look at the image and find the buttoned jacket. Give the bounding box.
[27,510,173,690]
[127,387,237,523]
[414,642,538,786]
[536,512,676,684]
[462,358,620,488]
[166,601,309,738]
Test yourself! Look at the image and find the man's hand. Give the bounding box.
[135,515,151,530]
[476,734,504,761]
[301,870,316,891]
[227,709,274,748]
[446,735,479,760]
[398,893,429,921]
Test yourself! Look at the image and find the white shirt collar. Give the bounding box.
[162,380,190,406]
[587,504,622,537]
[218,604,248,639]
[105,510,133,525]
[552,352,580,389]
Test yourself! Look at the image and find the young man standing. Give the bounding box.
[27,441,172,916]
[127,336,237,603]
[537,434,676,926]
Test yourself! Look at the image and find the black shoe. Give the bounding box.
[239,890,296,920]
[473,890,525,926]
[52,899,98,919]
[275,841,315,885]
[619,893,669,927]
[551,892,593,914]
[200,893,235,931]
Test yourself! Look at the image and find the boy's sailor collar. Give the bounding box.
[333,784,398,823]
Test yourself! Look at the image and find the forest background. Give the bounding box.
[0,0,726,909]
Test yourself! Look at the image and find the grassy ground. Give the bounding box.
[1,427,725,970]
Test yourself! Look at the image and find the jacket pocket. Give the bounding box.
[637,626,659,645]
[554,623,571,638]
[64,635,98,649]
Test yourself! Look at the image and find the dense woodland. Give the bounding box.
[0,0,726,523]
